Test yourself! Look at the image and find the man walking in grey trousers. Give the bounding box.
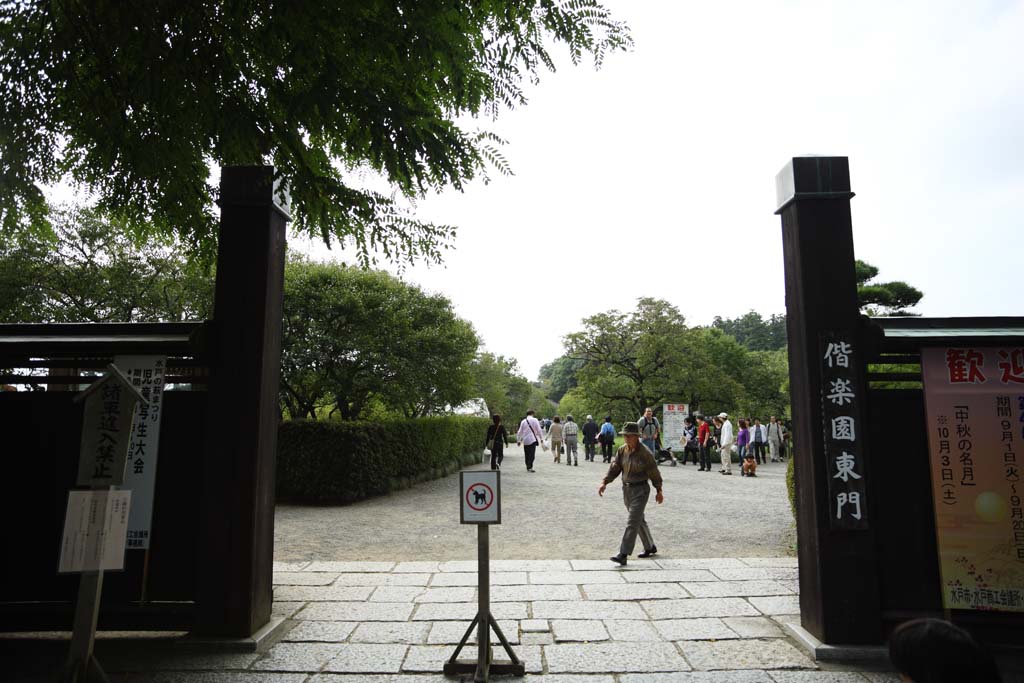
[598,422,665,566]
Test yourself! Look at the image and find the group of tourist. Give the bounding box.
[484,411,620,471]
[680,412,788,477]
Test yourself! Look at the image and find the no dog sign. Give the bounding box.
[460,471,501,524]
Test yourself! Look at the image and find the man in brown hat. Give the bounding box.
[598,421,665,566]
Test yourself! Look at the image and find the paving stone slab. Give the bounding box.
[522,632,554,645]
[112,674,309,683]
[349,622,431,644]
[429,571,527,586]
[779,579,800,594]
[603,619,663,641]
[438,560,571,573]
[652,617,737,640]
[620,672,773,683]
[425,620,520,645]
[305,561,396,573]
[284,621,359,642]
[544,642,689,673]
[414,587,477,603]
[105,652,259,672]
[309,676,448,683]
[711,567,799,581]
[582,583,687,601]
[622,570,717,583]
[274,571,339,586]
[768,673,871,682]
[274,585,375,602]
[860,674,902,683]
[721,617,785,638]
[656,558,747,570]
[403,644,542,673]
[272,602,305,620]
[322,644,408,673]
[273,561,310,572]
[392,562,441,573]
[531,601,647,620]
[296,602,414,622]
[739,557,799,568]
[749,595,801,615]
[252,643,340,671]
[529,571,625,585]
[520,619,550,632]
[334,573,431,587]
[310,676,448,683]
[370,586,428,602]
[683,580,795,598]
[525,676,616,683]
[680,639,816,671]
[550,620,609,642]
[492,584,582,602]
[412,601,528,621]
[642,598,760,619]
[570,559,660,571]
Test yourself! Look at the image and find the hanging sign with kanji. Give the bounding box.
[460,471,500,524]
[922,346,1024,612]
[75,365,148,488]
[820,331,868,530]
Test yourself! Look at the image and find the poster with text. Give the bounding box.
[922,346,1024,612]
[661,403,690,449]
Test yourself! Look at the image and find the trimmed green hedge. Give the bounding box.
[277,416,490,503]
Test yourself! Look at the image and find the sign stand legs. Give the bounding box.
[61,571,110,683]
[444,525,524,681]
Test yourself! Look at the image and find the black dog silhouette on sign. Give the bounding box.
[473,490,487,505]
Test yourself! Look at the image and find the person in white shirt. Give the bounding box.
[716,412,734,475]
[516,409,544,472]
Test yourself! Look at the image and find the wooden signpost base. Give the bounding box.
[444,525,524,682]
[61,571,110,683]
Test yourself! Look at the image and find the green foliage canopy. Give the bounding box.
[855,259,923,316]
[0,204,213,323]
[468,352,532,422]
[0,1,630,264]
[281,256,479,420]
[711,310,787,351]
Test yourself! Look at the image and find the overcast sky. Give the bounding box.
[301,0,1024,381]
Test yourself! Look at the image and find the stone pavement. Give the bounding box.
[7,557,901,682]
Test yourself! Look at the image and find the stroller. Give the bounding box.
[655,446,677,467]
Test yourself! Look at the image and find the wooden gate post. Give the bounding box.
[775,156,882,644]
[196,166,288,637]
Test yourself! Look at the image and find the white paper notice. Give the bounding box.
[58,490,132,573]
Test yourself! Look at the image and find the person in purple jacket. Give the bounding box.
[738,419,756,477]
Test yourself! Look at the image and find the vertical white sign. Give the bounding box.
[59,489,132,573]
[460,471,501,524]
[661,403,690,448]
[114,355,167,550]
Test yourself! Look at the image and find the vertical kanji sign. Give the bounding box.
[114,355,167,550]
[922,346,1024,612]
[820,332,868,530]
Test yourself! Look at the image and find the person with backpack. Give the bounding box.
[681,416,699,466]
[599,416,617,463]
[638,407,660,457]
[563,415,580,466]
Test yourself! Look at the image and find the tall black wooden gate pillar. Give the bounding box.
[196,166,288,637]
[775,157,882,644]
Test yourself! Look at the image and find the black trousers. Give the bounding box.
[584,442,597,460]
[490,445,504,469]
[699,444,712,470]
[751,441,766,464]
[601,441,614,462]
[685,445,700,464]
[524,443,537,470]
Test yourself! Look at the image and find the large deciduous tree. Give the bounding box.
[469,352,532,422]
[280,257,479,420]
[0,205,213,323]
[0,2,630,263]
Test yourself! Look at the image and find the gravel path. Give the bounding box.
[274,443,796,561]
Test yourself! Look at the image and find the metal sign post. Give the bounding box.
[445,471,523,682]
